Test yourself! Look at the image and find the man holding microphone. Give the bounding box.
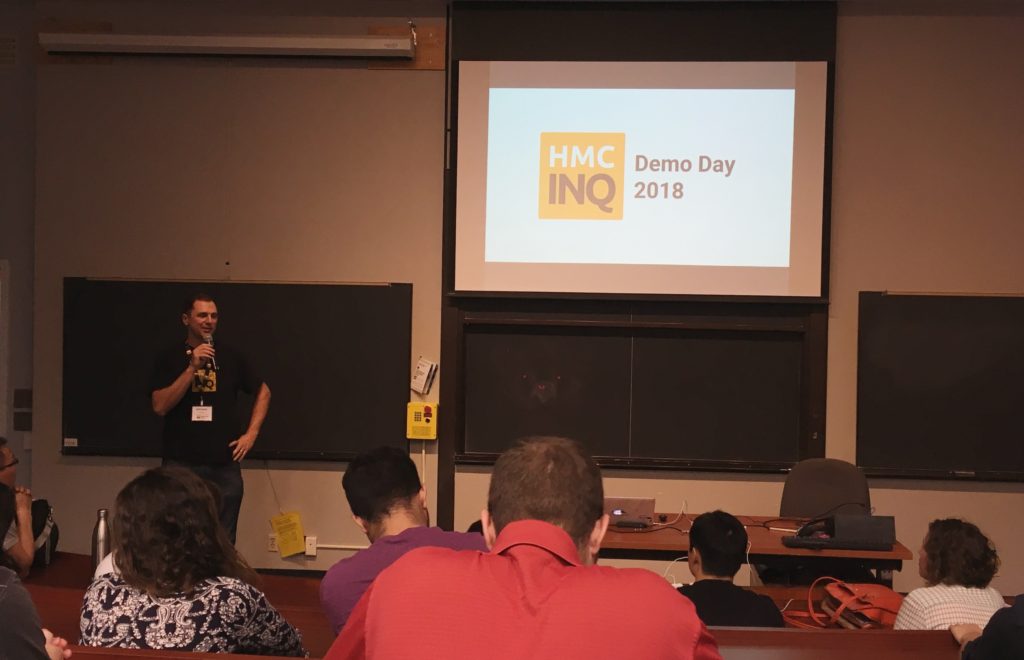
[150,293,271,544]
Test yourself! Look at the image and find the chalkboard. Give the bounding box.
[464,327,633,458]
[62,278,411,460]
[857,292,1024,480]
[462,324,804,466]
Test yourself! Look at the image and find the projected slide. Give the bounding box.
[487,88,794,267]
[455,61,828,297]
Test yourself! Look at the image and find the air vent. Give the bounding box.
[37,32,414,59]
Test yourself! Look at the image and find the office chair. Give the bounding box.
[780,458,871,519]
[757,458,874,585]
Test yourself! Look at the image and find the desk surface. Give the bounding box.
[711,627,959,660]
[602,514,913,562]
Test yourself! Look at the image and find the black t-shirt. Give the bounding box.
[150,341,262,465]
[678,579,785,628]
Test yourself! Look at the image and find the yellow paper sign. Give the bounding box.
[407,402,438,440]
[270,511,305,558]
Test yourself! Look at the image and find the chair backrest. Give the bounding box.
[780,458,870,519]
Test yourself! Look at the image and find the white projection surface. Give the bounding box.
[454,61,828,297]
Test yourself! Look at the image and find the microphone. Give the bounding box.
[203,334,219,371]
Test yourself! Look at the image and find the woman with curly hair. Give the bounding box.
[79,467,306,655]
[894,518,1007,630]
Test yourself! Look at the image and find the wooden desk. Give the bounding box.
[712,627,960,660]
[601,514,913,585]
[67,647,302,659]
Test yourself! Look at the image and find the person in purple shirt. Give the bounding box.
[320,446,486,633]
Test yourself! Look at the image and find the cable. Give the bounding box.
[808,500,872,521]
[648,500,689,528]
[614,524,688,537]
[264,459,283,513]
[753,517,802,533]
[421,441,427,490]
[661,555,688,584]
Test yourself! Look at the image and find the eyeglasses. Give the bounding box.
[0,457,18,470]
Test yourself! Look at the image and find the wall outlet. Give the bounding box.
[304,535,317,557]
[267,534,278,552]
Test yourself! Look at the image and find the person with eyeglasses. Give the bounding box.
[0,437,34,575]
[1,483,73,659]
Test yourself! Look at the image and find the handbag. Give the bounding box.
[783,576,903,629]
[30,498,59,568]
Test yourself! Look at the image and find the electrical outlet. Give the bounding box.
[267,534,278,552]
[304,535,317,557]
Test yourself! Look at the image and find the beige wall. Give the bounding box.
[31,2,1024,593]
[32,8,446,569]
[0,0,36,474]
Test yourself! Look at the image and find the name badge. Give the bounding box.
[192,406,213,422]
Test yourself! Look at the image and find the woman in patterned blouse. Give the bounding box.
[80,467,306,656]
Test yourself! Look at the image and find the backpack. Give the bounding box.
[30,498,59,568]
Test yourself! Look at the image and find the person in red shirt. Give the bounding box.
[326,436,721,660]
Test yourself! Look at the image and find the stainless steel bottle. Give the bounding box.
[91,508,109,570]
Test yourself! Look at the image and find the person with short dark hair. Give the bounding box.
[0,437,34,575]
[678,510,784,627]
[895,518,1006,630]
[326,437,721,660]
[319,446,486,633]
[150,293,271,543]
[80,467,304,655]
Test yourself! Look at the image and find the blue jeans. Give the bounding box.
[162,459,243,545]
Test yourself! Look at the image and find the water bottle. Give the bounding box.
[91,508,110,570]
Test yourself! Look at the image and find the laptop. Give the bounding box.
[604,496,656,528]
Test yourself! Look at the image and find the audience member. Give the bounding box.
[79,467,305,655]
[0,436,35,575]
[894,518,1006,630]
[320,446,485,632]
[326,437,721,660]
[0,484,72,660]
[678,510,784,627]
[951,597,1024,659]
[93,551,118,578]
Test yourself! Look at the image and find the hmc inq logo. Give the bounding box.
[539,132,624,220]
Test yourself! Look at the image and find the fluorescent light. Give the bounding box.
[38,32,415,58]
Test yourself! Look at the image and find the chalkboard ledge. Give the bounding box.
[456,452,797,474]
[861,466,1024,483]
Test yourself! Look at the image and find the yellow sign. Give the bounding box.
[270,511,305,558]
[538,132,625,220]
[406,402,438,440]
